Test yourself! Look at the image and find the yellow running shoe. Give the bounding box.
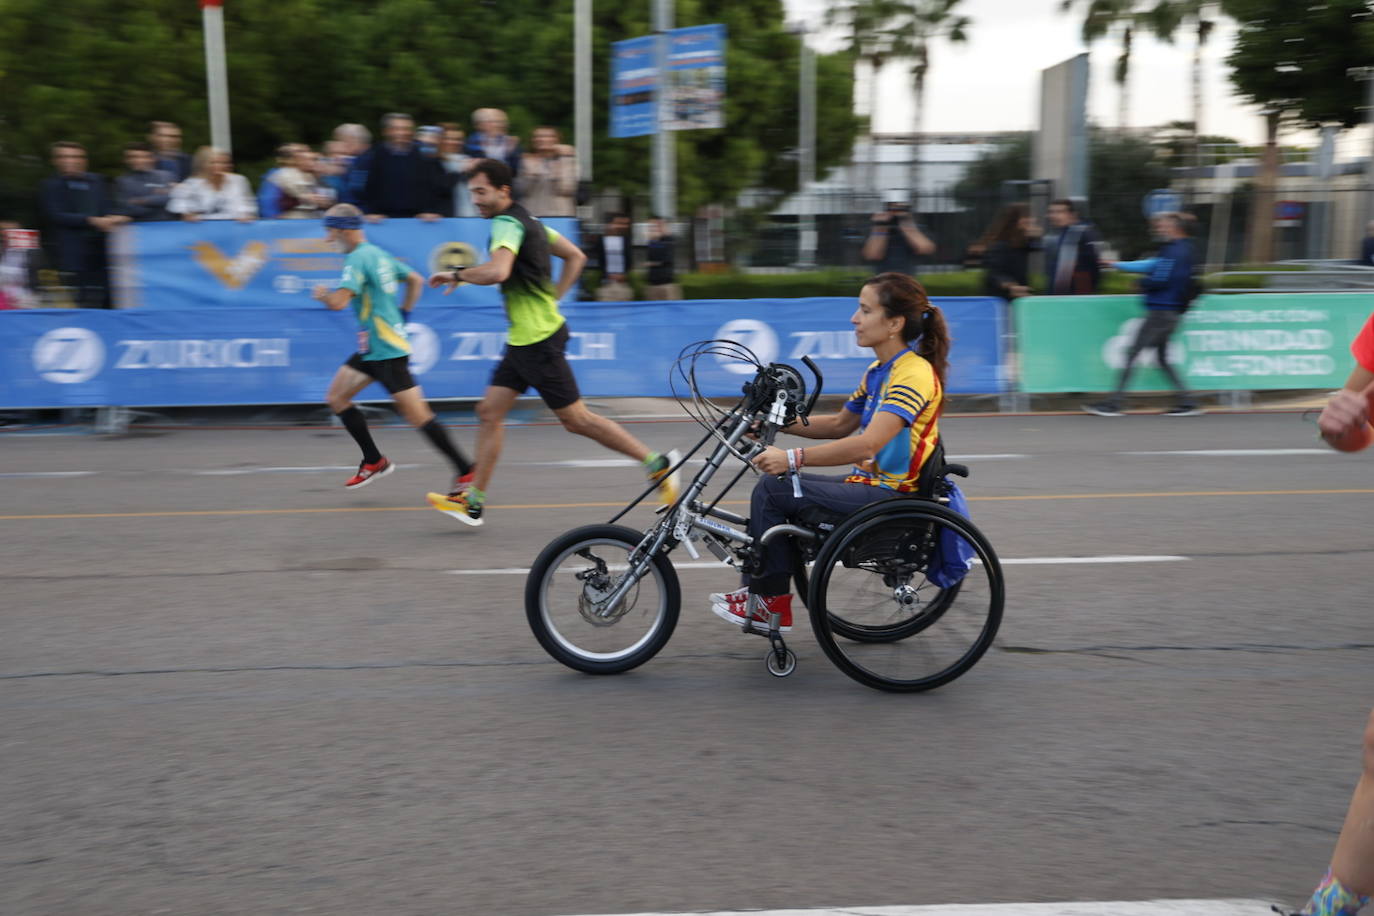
[645,448,682,506]
[426,487,484,527]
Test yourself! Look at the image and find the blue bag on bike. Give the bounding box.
[928,479,976,589]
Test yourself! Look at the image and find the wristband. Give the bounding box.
[785,449,803,498]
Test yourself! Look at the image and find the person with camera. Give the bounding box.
[862,193,935,277]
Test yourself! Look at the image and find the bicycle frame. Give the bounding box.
[592,390,820,620]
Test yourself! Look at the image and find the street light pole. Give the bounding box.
[793,22,817,267]
[651,0,676,220]
[575,0,592,190]
[201,0,232,154]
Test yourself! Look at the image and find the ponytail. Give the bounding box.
[864,272,950,385]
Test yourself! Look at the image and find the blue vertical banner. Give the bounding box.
[664,24,726,131]
[610,25,726,139]
[610,35,658,138]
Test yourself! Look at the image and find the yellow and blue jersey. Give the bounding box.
[339,242,415,361]
[843,347,943,492]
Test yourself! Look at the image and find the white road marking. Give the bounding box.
[554,900,1274,916]
[512,454,1028,468]
[997,555,1188,565]
[189,464,424,476]
[1120,448,1331,457]
[0,471,97,478]
[447,556,1187,575]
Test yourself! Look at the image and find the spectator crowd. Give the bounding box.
[5,109,652,309]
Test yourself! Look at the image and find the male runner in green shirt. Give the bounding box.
[425,159,678,526]
[313,203,473,494]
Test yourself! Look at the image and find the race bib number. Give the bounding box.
[356,330,370,355]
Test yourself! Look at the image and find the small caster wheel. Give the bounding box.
[765,649,797,678]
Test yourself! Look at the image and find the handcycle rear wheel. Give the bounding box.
[525,524,680,675]
[795,556,961,644]
[809,501,1003,693]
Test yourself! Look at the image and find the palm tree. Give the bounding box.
[898,0,971,202]
[829,0,971,199]
[829,0,909,195]
[1143,0,1219,170]
[1060,0,1141,130]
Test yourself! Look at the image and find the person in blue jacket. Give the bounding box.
[1084,212,1202,417]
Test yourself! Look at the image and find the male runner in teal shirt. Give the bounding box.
[425,159,678,526]
[313,203,473,494]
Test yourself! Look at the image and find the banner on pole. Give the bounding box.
[610,24,726,138]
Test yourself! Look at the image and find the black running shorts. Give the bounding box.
[345,353,417,394]
[489,322,581,410]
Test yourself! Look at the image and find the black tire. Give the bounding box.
[827,581,962,643]
[525,524,680,675]
[809,501,1003,693]
[794,534,957,642]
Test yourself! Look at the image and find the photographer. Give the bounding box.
[862,193,935,277]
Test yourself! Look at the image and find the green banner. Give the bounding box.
[1014,293,1373,393]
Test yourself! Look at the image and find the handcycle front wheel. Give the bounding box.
[525,524,680,675]
[809,501,1003,693]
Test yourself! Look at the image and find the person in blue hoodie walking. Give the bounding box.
[1084,212,1202,417]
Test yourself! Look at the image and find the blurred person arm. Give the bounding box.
[415,156,445,221]
[40,177,108,230]
[312,284,354,311]
[756,354,937,473]
[399,268,423,315]
[229,174,258,222]
[167,179,202,220]
[778,404,863,440]
[896,215,935,257]
[313,249,367,310]
[1320,313,1374,440]
[1111,257,1158,273]
[755,410,905,474]
[553,148,578,197]
[548,229,586,301]
[429,248,514,290]
[861,211,891,262]
[362,150,384,221]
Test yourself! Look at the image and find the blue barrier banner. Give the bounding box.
[0,297,1006,409]
[115,218,579,310]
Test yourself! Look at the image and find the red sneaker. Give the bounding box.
[450,470,476,496]
[711,592,792,632]
[344,457,394,489]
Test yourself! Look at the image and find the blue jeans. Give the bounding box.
[747,473,894,595]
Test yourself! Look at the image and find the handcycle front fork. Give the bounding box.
[740,594,797,678]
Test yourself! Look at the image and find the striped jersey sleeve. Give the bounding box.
[877,355,937,425]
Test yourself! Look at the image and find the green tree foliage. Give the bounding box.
[0,0,860,222]
[1222,0,1374,128]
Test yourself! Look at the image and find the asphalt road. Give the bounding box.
[2,408,1371,916]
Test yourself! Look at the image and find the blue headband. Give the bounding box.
[323,214,363,230]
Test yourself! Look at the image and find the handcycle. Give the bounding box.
[524,340,1005,692]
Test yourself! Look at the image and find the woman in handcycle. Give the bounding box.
[710,271,951,632]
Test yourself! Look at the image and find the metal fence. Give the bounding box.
[725,185,1374,273]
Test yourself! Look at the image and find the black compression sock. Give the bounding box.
[337,406,382,464]
[420,419,472,475]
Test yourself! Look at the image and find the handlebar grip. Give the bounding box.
[801,355,822,418]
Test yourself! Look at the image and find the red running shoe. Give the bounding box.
[711,592,792,632]
[344,457,394,489]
